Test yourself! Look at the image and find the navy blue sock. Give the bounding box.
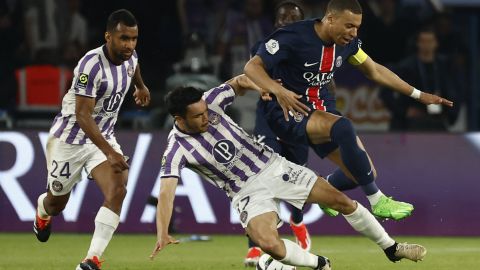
[289,205,303,224]
[248,236,257,248]
[329,117,378,195]
[326,169,358,191]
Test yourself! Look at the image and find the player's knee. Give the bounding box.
[330,117,355,141]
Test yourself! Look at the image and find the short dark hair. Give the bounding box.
[326,0,362,15]
[275,0,305,18]
[107,9,137,32]
[165,86,204,117]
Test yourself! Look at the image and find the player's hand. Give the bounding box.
[133,85,151,107]
[107,151,129,173]
[150,235,179,260]
[419,92,453,107]
[273,88,310,121]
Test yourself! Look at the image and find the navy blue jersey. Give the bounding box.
[256,19,362,112]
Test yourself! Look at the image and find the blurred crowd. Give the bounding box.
[0,0,477,132]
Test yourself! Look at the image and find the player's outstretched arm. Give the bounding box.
[245,56,310,121]
[356,56,453,107]
[132,63,151,107]
[150,177,180,260]
[226,74,268,98]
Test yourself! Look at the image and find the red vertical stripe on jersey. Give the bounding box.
[320,46,335,73]
[306,86,326,111]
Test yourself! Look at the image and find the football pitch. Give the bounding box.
[0,233,478,270]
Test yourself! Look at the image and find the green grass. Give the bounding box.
[0,233,478,270]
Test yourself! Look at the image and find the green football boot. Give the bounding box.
[372,195,414,220]
[319,205,339,217]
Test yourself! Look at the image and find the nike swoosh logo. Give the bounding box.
[304,62,319,67]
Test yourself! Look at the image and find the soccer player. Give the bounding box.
[244,0,453,220]
[32,9,150,270]
[149,74,426,269]
[245,1,310,266]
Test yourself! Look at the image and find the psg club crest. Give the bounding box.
[209,113,221,125]
[335,56,343,67]
[127,65,135,77]
[288,111,304,123]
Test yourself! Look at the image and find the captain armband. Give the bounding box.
[347,48,368,65]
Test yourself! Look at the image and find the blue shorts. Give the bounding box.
[254,99,308,164]
[258,99,340,159]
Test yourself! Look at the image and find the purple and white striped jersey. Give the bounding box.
[49,45,138,144]
[160,84,277,199]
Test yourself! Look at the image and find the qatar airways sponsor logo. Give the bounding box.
[303,71,335,87]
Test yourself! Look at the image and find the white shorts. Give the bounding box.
[45,135,124,196]
[232,155,318,228]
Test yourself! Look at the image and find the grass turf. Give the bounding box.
[0,233,478,270]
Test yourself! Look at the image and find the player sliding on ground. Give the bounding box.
[149,74,426,269]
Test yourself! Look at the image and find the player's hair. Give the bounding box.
[326,0,362,15]
[275,0,305,19]
[165,86,204,117]
[106,9,137,32]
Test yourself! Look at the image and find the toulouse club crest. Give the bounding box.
[127,65,135,77]
[209,112,221,125]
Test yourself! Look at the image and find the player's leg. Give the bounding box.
[244,236,262,267]
[244,99,281,266]
[305,177,426,262]
[34,136,83,242]
[325,138,413,220]
[288,205,311,251]
[246,212,330,269]
[282,142,311,251]
[34,191,70,242]
[76,141,128,270]
[76,162,127,270]
[307,111,413,219]
[306,111,375,188]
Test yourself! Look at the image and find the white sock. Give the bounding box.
[343,202,395,249]
[279,239,318,268]
[86,207,120,259]
[37,193,49,219]
[367,190,384,206]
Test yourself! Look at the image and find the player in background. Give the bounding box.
[33,9,150,270]
[244,0,453,220]
[149,74,427,270]
[245,1,311,266]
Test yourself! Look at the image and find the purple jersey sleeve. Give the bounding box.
[160,134,186,178]
[203,83,236,111]
[73,53,102,97]
[256,29,298,70]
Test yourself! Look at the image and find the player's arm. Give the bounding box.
[75,96,128,172]
[352,50,453,107]
[226,74,269,99]
[150,177,180,259]
[244,56,310,120]
[132,63,150,107]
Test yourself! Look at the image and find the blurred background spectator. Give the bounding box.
[379,27,461,131]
